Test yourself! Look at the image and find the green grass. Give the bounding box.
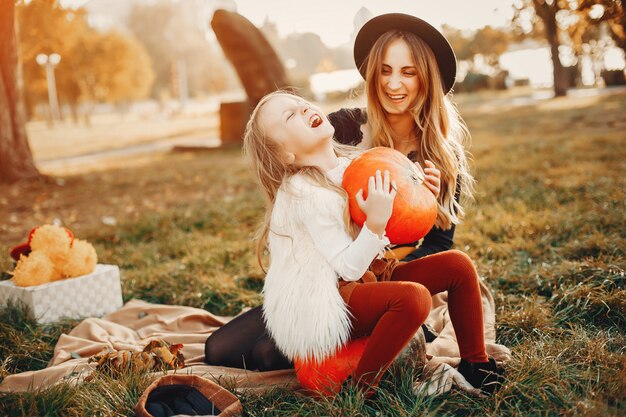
[0,91,625,416]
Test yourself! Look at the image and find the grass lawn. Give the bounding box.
[0,90,624,416]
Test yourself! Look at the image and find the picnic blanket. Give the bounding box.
[0,279,511,396]
[0,299,299,394]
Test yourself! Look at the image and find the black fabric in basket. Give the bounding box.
[145,384,222,417]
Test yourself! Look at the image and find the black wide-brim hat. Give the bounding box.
[354,13,457,94]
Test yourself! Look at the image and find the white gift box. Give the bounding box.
[0,264,123,323]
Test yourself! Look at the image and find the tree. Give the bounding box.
[261,18,354,75]
[127,2,229,99]
[71,31,155,104]
[531,0,569,96]
[567,5,614,85]
[17,0,87,120]
[514,0,570,96]
[0,0,40,183]
[442,25,474,63]
[471,26,512,67]
[442,24,511,76]
[18,0,155,122]
[577,0,626,55]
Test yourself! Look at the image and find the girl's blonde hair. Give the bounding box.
[242,90,360,271]
[361,30,476,230]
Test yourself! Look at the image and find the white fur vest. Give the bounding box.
[261,172,389,363]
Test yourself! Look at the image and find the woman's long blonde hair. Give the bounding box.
[242,90,360,271]
[361,30,476,230]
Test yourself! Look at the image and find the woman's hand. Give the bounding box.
[420,160,441,199]
[356,169,397,238]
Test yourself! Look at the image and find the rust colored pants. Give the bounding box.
[346,249,488,395]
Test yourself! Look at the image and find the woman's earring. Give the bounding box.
[286,153,296,164]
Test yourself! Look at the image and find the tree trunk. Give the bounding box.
[608,13,626,56]
[546,21,568,97]
[0,0,41,183]
[533,0,568,97]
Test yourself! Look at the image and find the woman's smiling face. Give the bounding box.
[258,94,334,161]
[378,38,419,115]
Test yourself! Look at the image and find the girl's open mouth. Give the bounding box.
[309,113,323,128]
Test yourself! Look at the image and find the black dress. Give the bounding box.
[328,107,461,261]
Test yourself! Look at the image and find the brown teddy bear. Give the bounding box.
[8,224,98,287]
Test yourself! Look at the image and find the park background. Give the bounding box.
[0,0,624,416]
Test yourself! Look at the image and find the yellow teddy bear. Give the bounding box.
[8,224,98,287]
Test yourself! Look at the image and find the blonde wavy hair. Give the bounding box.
[361,30,476,230]
[242,90,360,271]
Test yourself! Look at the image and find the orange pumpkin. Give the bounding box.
[342,147,438,244]
[293,337,369,396]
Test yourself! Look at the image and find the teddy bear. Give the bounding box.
[8,224,98,287]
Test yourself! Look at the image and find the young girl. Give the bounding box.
[238,90,503,398]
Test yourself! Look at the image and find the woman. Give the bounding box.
[328,12,473,263]
[205,13,501,394]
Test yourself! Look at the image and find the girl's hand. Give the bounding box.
[421,160,441,199]
[355,169,397,238]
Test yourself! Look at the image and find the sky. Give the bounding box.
[65,0,517,48]
[234,0,516,47]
